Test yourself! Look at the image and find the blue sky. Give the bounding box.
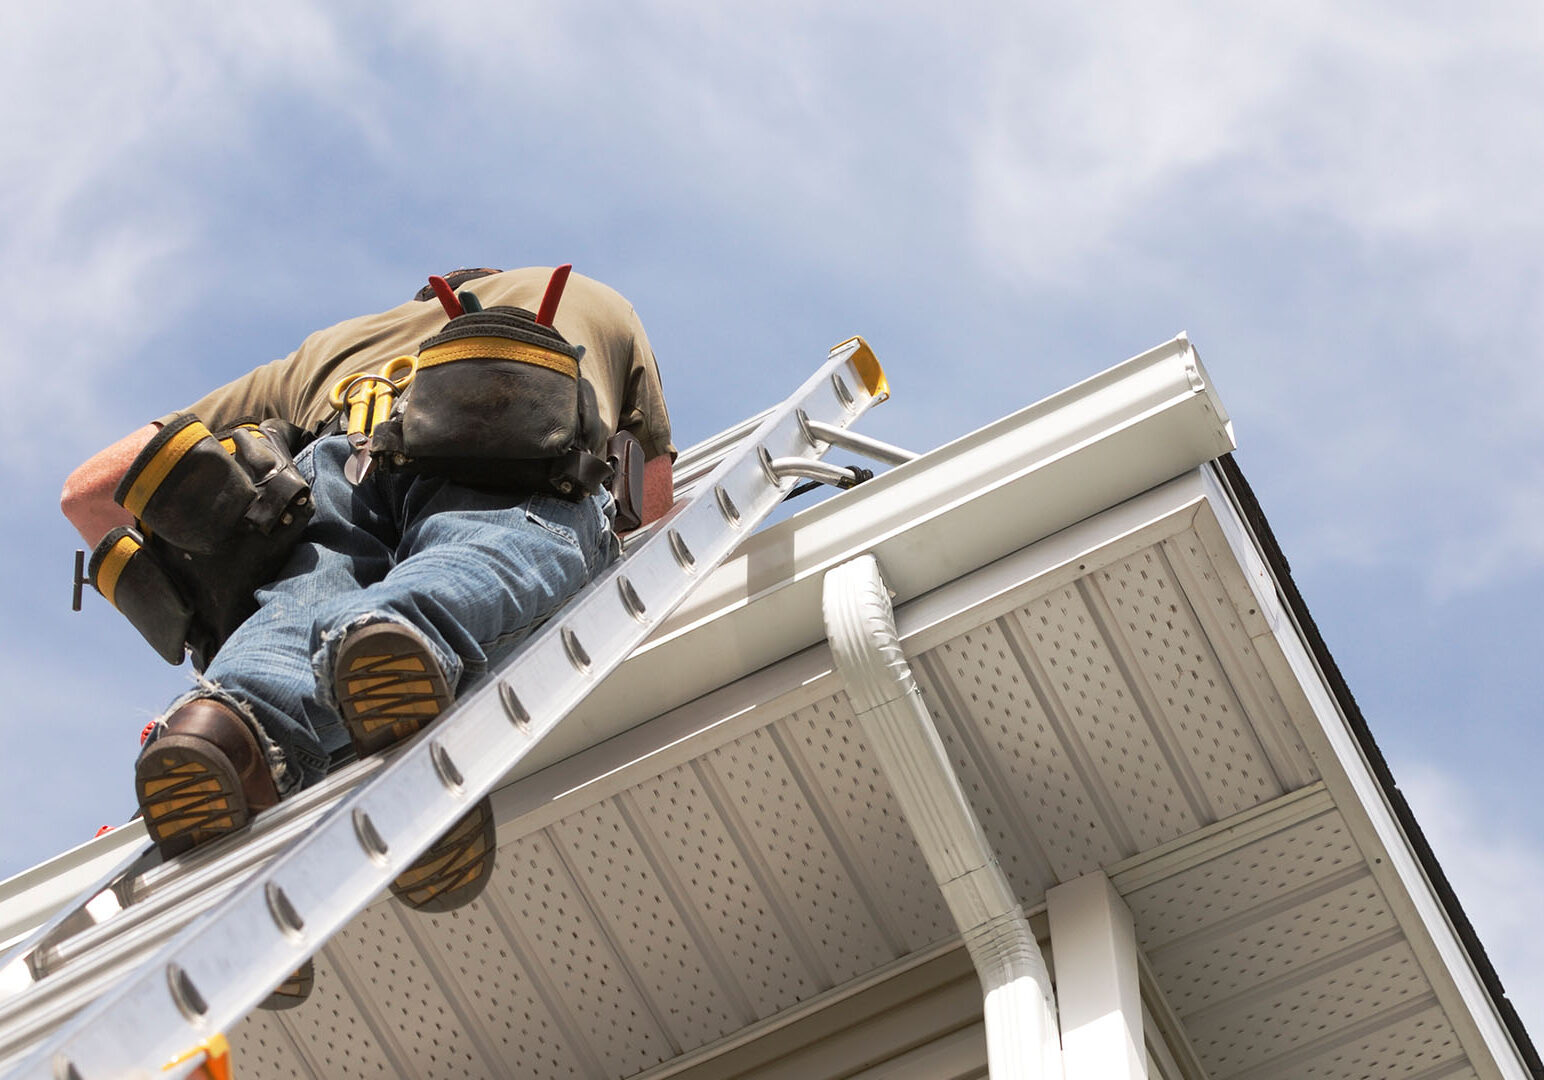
[2,0,1540,1038]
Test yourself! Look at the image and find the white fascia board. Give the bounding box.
[1193,465,1535,1080]
[519,333,1235,775]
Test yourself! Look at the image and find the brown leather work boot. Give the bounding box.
[135,699,313,1010]
[333,622,496,914]
[134,698,280,861]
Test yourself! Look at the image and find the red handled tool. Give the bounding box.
[427,275,464,319]
[536,263,572,326]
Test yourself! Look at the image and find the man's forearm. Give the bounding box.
[641,454,674,527]
[61,423,159,547]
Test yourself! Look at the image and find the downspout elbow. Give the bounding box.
[823,554,1062,1079]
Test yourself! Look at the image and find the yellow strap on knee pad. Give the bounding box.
[92,531,142,609]
[120,419,214,519]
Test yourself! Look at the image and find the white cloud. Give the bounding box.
[969,0,1544,280]
[0,4,378,465]
[965,1,1544,594]
[1396,760,1544,1042]
[971,5,1287,278]
[377,2,971,277]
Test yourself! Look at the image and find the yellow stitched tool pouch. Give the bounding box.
[88,527,194,664]
[385,306,595,469]
[114,413,257,553]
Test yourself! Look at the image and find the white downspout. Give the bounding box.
[823,554,1062,1080]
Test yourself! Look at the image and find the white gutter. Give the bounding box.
[823,554,1063,1080]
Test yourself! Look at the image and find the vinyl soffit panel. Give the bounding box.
[220,484,1222,1073]
[222,476,1490,1079]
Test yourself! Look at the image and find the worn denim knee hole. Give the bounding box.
[154,679,301,796]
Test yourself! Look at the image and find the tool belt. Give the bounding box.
[365,305,612,499]
[88,415,313,668]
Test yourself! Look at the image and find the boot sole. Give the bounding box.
[135,734,250,860]
[260,958,314,1011]
[333,624,494,913]
[334,625,455,758]
[388,798,496,914]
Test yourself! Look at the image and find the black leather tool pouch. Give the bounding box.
[114,414,257,553]
[405,306,586,460]
[101,415,315,667]
[114,415,313,549]
[94,516,313,670]
[606,430,644,532]
[371,306,611,499]
[89,527,194,665]
[223,419,313,534]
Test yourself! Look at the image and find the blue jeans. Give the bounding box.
[150,434,617,794]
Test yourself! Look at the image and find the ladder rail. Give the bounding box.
[0,844,151,1000]
[0,751,383,1027]
[10,339,886,1078]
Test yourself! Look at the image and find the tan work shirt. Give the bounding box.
[175,268,674,460]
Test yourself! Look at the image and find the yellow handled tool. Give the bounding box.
[327,355,417,442]
[328,355,417,483]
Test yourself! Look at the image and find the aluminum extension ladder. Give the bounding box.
[0,338,895,1079]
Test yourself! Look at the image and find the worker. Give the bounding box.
[61,267,674,931]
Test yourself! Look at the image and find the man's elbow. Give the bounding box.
[60,464,123,547]
[59,468,88,528]
[60,424,159,546]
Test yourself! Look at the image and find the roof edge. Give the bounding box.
[1213,453,1542,1079]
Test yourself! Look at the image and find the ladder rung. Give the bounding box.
[673,407,776,481]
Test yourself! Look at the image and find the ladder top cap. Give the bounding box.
[832,336,888,403]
